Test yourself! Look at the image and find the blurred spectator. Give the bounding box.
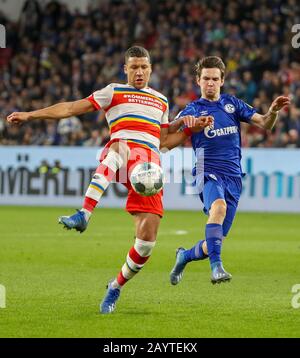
[39,160,50,174]
[51,160,62,175]
[83,129,102,147]
[240,71,257,104]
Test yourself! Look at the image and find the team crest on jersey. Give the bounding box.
[224,104,235,113]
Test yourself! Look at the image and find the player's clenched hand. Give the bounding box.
[183,115,213,133]
[270,96,291,113]
[6,112,31,124]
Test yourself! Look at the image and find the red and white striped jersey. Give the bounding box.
[87,83,169,152]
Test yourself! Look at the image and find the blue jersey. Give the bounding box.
[179,94,256,177]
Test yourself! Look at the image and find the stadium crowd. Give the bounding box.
[0,0,300,147]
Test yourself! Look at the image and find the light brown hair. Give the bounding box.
[195,56,226,79]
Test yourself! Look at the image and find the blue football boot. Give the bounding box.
[211,262,232,284]
[170,247,188,285]
[58,210,88,233]
[100,280,121,314]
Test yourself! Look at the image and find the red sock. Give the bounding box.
[83,197,98,212]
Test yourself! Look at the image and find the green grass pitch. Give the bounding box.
[0,206,299,337]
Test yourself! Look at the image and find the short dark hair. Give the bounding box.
[195,56,226,79]
[125,46,151,63]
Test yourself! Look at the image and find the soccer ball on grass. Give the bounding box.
[130,162,164,196]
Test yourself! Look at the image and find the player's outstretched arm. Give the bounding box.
[6,99,95,124]
[250,95,290,130]
[168,116,185,134]
[160,127,187,151]
[160,116,213,151]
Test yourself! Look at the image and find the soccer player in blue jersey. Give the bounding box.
[169,56,290,285]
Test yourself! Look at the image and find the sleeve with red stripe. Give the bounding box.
[87,94,101,110]
[183,127,192,136]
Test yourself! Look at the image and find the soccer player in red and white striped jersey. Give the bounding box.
[7,46,212,314]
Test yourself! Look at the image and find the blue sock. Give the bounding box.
[183,239,208,262]
[205,224,223,269]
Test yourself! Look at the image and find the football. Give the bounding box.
[130,162,164,196]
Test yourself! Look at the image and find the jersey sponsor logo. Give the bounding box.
[123,93,164,110]
[224,104,235,113]
[204,124,239,138]
[106,87,168,112]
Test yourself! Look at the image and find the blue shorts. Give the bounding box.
[199,173,242,237]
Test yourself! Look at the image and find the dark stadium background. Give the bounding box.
[1,0,300,148]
